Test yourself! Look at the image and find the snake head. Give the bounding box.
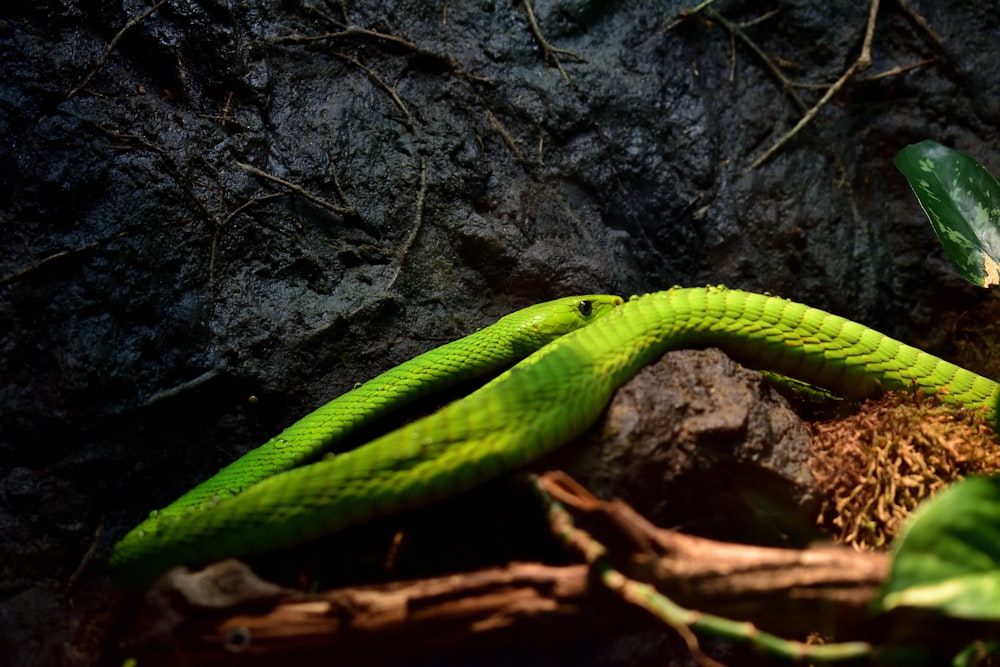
[504,294,624,343]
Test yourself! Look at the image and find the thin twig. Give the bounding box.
[702,7,865,222]
[384,157,428,295]
[733,7,782,30]
[143,370,220,406]
[519,0,585,83]
[282,2,422,54]
[858,0,881,68]
[236,162,355,217]
[66,0,168,99]
[274,0,421,128]
[749,0,881,170]
[485,109,527,166]
[198,90,237,129]
[67,517,105,593]
[85,123,169,155]
[273,24,421,53]
[236,161,377,239]
[727,30,736,83]
[664,0,719,31]
[859,57,936,82]
[330,51,414,129]
[893,0,948,56]
[274,1,470,80]
[194,156,230,284]
[706,8,808,113]
[0,231,129,286]
[327,158,353,211]
[217,193,286,228]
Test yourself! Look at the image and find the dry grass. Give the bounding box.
[809,392,1000,550]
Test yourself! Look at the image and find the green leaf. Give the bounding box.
[894,140,1000,288]
[874,476,1000,619]
[952,640,1000,667]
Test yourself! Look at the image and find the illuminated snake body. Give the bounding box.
[110,287,998,586]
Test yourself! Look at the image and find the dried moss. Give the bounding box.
[809,392,1000,550]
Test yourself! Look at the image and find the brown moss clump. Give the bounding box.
[809,392,1000,550]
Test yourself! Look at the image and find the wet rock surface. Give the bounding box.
[2,1,999,664]
[562,349,819,547]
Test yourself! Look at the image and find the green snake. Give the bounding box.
[110,286,999,586]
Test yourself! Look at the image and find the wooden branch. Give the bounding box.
[120,519,887,665]
[537,472,887,638]
[631,514,887,637]
[122,560,605,666]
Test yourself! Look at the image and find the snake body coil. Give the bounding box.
[110,287,999,586]
[130,294,622,531]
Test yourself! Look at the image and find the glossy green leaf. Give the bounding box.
[894,140,1000,287]
[874,476,1000,618]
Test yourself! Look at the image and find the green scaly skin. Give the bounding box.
[112,294,624,584]
[110,286,999,586]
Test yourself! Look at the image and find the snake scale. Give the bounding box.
[110,287,999,586]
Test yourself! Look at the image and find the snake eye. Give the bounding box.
[578,299,593,317]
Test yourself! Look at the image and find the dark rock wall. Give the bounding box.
[1,1,998,664]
